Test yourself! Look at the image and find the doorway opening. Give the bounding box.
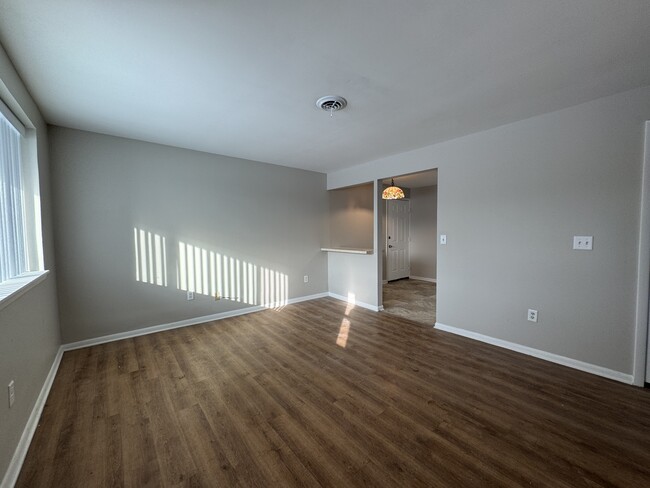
[380,169,438,325]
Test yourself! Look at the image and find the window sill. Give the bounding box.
[0,270,50,312]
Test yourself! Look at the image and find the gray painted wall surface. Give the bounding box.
[327,181,381,308]
[409,185,437,280]
[50,127,328,343]
[329,183,373,249]
[328,253,378,306]
[327,85,650,375]
[0,44,61,482]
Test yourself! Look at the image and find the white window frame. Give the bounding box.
[0,96,48,310]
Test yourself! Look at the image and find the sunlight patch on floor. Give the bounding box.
[337,318,350,348]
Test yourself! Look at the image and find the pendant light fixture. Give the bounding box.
[382,178,405,200]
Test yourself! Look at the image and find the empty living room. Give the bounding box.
[2,1,650,487]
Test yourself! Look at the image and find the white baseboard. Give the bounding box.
[409,275,436,283]
[434,322,634,385]
[63,306,265,351]
[287,292,329,305]
[327,292,382,312]
[1,347,63,488]
[63,292,330,351]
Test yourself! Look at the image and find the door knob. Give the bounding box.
[388,245,393,248]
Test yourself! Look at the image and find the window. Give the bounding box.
[0,97,47,306]
[0,109,27,282]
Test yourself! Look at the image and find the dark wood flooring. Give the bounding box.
[16,297,650,487]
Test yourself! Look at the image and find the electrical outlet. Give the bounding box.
[573,236,593,250]
[304,275,309,283]
[527,309,538,323]
[440,234,447,245]
[8,380,15,408]
[186,291,195,301]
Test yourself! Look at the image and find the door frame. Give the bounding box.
[377,169,439,311]
[633,120,650,386]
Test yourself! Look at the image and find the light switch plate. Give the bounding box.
[440,234,447,245]
[573,236,593,250]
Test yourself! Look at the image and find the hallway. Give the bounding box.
[382,278,436,325]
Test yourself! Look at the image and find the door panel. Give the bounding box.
[386,199,410,281]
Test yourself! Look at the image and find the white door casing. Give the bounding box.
[386,199,410,281]
[639,120,650,385]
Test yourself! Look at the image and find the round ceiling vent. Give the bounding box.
[316,95,347,113]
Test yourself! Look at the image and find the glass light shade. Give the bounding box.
[382,180,405,200]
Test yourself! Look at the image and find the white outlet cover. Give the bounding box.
[527,309,538,323]
[573,235,593,250]
[187,291,195,300]
[440,234,447,245]
[303,275,309,283]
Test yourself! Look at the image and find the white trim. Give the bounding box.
[409,275,436,283]
[1,347,63,488]
[434,322,634,385]
[63,292,330,351]
[0,96,25,136]
[327,292,382,312]
[0,271,49,312]
[63,307,265,351]
[373,180,383,310]
[633,120,650,386]
[382,280,388,285]
[285,292,329,304]
[320,247,373,255]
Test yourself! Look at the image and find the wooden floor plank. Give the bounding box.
[14,297,650,487]
[177,403,241,487]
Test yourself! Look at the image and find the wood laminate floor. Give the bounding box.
[16,297,650,487]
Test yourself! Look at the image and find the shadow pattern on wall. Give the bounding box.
[134,227,288,309]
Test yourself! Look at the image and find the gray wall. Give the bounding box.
[409,185,437,280]
[328,183,373,249]
[0,44,61,481]
[50,127,328,343]
[327,181,381,308]
[328,253,378,305]
[327,85,650,376]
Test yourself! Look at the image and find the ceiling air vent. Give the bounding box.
[316,96,347,115]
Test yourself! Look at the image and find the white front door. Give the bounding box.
[386,199,410,281]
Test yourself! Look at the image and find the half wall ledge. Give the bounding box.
[320,247,373,255]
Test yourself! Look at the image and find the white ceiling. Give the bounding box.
[1,1,649,174]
